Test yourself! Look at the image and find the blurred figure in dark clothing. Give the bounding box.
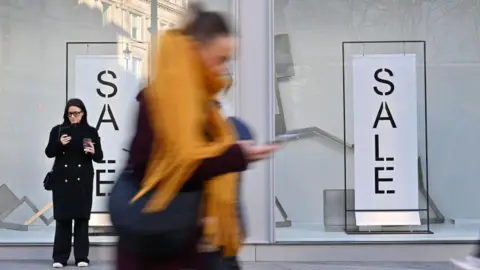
[114,3,279,269]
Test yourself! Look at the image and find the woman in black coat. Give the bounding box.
[45,98,103,268]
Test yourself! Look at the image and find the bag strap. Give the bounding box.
[57,124,62,140]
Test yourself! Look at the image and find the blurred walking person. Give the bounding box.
[111,3,279,270]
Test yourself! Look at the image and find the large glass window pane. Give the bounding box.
[0,0,185,244]
[273,0,480,242]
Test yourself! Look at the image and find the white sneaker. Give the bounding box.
[451,256,480,269]
[52,262,64,268]
[77,261,89,267]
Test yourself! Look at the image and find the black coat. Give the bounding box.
[45,124,103,220]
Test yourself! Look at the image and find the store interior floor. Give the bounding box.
[0,222,478,244]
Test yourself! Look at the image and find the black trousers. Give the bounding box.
[52,219,89,264]
[201,251,241,270]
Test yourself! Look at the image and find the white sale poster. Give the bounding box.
[74,55,139,215]
[352,54,420,226]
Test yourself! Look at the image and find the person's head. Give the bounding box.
[63,98,88,125]
[183,2,234,74]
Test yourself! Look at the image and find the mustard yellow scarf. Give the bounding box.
[131,30,241,257]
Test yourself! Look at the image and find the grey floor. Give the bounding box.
[0,261,458,270]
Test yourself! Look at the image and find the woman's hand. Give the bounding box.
[60,134,71,145]
[238,141,280,162]
[84,141,95,155]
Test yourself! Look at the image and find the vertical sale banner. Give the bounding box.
[74,55,138,214]
[352,54,420,226]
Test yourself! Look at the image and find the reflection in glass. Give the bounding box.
[131,13,142,40]
[0,0,186,244]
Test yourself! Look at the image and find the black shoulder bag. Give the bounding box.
[108,104,206,259]
[109,172,202,259]
[43,126,61,191]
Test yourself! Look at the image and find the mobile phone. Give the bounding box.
[60,126,70,137]
[83,138,92,148]
[267,133,301,145]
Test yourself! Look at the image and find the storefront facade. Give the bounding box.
[1,0,480,251]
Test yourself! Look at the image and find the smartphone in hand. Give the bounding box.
[60,125,70,134]
[83,138,92,149]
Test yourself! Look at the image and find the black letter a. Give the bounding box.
[373,102,397,128]
[96,104,119,131]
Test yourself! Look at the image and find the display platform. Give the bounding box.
[1,223,479,244]
[0,225,117,244]
[276,223,480,243]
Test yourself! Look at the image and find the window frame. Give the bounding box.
[130,12,143,40]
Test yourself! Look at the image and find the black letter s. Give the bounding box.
[97,70,118,98]
[373,68,394,96]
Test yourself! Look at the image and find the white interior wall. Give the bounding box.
[274,0,480,224]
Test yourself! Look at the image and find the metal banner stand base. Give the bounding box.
[345,230,433,235]
[88,213,115,236]
[0,221,28,231]
[275,197,292,228]
[89,226,116,236]
[24,202,54,226]
[0,184,54,231]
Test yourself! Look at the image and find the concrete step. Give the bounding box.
[0,261,456,270]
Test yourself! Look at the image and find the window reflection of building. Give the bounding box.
[131,56,142,79]
[101,2,112,25]
[122,9,130,29]
[130,13,142,40]
[166,0,175,5]
[95,0,185,79]
[160,21,167,29]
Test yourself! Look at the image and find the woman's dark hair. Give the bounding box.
[183,2,232,43]
[63,98,89,125]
